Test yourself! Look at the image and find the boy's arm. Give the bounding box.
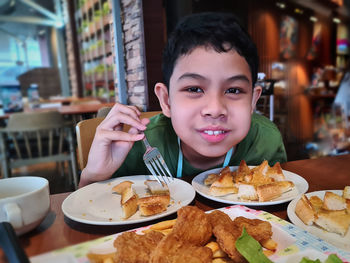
[78,103,149,188]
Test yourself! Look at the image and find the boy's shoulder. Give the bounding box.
[251,113,280,133]
[145,113,171,130]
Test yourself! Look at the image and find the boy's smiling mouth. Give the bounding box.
[198,127,230,143]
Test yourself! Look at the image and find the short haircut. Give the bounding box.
[162,12,259,88]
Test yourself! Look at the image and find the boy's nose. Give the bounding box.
[201,96,227,119]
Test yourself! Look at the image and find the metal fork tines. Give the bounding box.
[142,136,174,185]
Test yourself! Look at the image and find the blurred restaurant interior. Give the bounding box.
[0,0,349,193]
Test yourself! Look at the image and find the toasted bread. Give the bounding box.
[112,181,134,194]
[315,210,350,236]
[266,162,285,181]
[256,181,294,202]
[237,183,258,200]
[138,195,170,216]
[343,186,350,200]
[211,168,234,188]
[209,186,238,196]
[120,187,138,219]
[322,191,347,211]
[295,195,315,225]
[144,180,170,195]
[204,173,220,186]
[309,196,324,213]
[346,199,350,213]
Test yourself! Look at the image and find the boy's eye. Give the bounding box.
[225,88,241,94]
[186,86,203,93]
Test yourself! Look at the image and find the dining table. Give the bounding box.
[0,154,349,262]
[0,102,115,120]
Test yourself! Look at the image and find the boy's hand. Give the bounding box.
[79,103,149,187]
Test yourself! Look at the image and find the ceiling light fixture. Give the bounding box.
[333,17,341,23]
[294,8,304,14]
[310,16,318,22]
[276,2,286,9]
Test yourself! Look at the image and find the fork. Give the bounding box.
[142,136,174,185]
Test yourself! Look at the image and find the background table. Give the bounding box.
[1,154,349,261]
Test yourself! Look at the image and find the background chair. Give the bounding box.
[255,79,276,121]
[76,110,161,170]
[0,111,79,189]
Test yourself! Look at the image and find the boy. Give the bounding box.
[79,12,287,187]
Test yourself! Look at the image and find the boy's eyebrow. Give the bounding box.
[177,73,251,84]
[177,73,206,82]
[226,75,251,84]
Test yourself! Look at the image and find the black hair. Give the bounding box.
[162,12,259,88]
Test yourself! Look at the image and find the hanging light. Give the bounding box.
[333,17,341,24]
[276,2,286,9]
[310,16,318,22]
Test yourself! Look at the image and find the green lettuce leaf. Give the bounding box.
[235,227,274,263]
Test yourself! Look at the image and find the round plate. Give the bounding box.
[191,166,308,206]
[287,190,350,252]
[62,175,195,225]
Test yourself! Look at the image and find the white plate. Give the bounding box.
[287,190,350,252]
[192,166,308,206]
[62,175,195,225]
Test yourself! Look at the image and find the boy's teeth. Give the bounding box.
[204,130,224,136]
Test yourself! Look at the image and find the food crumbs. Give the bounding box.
[89,200,93,203]
[82,213,86,216]
[109,218,113,221]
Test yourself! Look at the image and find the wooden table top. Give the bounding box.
[1,154,349,261]
[0,102,115,120]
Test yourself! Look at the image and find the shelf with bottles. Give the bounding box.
[82,56,114,83]
[84,80,115,102]
[80,33,112,62]
[75,0,110,40]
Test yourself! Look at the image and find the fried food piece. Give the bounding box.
[212,224,246,263]
[114,230,164,263]
[208,210,235,229]
[172,206,212,246]
[233,216,272,243]
[150,233,213,263]
[208,210,245,263]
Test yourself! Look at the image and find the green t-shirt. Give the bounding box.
[114,113,287,178]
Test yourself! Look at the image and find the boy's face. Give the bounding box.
[155,47,261,165]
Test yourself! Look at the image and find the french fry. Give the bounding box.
[263,249,275,257]
[212,257,233,263]
[205,241,226,258]
[103,258,114,263]
[142,228,173,235]
[149,219,176,230]
[87,252,115,263]
[261,238,277,251]
[205,241,220,253]
[213,249,227,258]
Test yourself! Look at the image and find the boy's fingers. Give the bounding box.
[99,129,145,142]
[100,113,147,131]
[108,103,141,120]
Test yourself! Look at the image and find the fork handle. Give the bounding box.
[142,137,152,149]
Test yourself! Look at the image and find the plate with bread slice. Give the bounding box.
[192,160,308,206]
[287,187,350,251]
[62,175,195,225]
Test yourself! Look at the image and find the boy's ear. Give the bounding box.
[251,86,262,114]
[154,82,171,117]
